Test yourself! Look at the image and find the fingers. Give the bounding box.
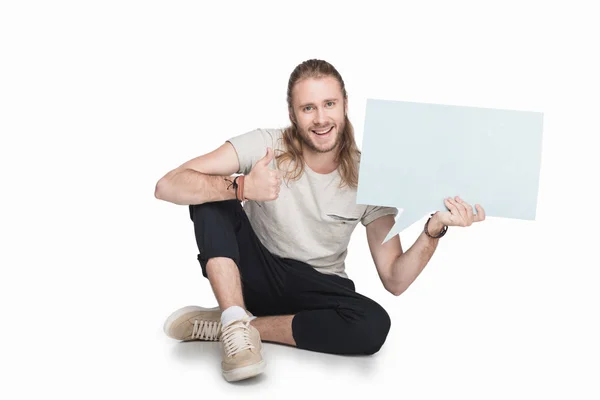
[260,147,274,165]
[270,169,283,200]
[443,198,459,225]
[270,169,283,185]
[271,179,281,200]
[444,195,487,227]
[276,169,284,184]
[474,204,486,222]
[445,197,468,226]
[454,196,474,226]
[450,196,487,224]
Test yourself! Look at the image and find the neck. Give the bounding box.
[304,150,338,174]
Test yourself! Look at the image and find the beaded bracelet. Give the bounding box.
[424,212,448,238]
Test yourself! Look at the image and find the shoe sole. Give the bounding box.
[163,305,221,338]
[222,359,266,382]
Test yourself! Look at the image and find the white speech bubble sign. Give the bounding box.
[357,99,544,244]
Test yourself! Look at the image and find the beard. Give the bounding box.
[299,118,346,154]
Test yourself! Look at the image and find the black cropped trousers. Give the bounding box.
[189,199,391,355]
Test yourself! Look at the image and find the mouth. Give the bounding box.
[311,126,334,136]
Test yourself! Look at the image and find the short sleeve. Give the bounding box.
[226,128,275,175]
[361,205,398,226]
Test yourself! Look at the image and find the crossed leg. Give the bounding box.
[205,256,296,346]
[193,200,390,356]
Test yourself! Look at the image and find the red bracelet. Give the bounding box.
[232,176,242,201]
[238,175,245,201]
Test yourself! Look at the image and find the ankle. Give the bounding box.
[221,305,248,326]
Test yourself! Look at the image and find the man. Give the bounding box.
[154,59,486,382]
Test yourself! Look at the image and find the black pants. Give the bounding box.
[189,200,391,356]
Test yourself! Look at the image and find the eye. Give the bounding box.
[304,106,313,112]
[326,101,335,107]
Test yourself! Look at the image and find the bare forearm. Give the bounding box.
[155,169,238,205]
[387,216,445,295]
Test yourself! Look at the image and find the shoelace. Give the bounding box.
[221,319,255,357]
[191,319,222,341]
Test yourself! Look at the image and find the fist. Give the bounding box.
[245,147,283,201]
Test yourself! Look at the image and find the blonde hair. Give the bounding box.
[275,59,361,189]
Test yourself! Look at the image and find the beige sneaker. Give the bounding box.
[220,315,266,382]
[163,306,222,341]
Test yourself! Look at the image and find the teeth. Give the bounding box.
[313,127,332,134]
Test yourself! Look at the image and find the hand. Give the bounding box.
[245,147,283,201]
[435,196,486,227]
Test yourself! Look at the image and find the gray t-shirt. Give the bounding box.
[227,128,398,279]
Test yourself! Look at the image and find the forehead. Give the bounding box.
[292,76,343,105]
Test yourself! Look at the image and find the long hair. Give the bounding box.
[275,59,361,189]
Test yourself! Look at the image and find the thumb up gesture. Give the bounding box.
[245,147,283,201]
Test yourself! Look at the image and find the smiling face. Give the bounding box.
[289,76,348,155]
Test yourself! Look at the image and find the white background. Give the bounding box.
[1,0,599,399]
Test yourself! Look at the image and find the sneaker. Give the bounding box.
[220,315,266,382]
[163,306,222,341]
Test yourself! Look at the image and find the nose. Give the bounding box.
[314,108,327,126]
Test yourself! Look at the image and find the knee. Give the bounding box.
[189,200,224,218]
[345,302,391,355]
[189,200,239,222]
[189,202,208,222]
[362,304,391,355]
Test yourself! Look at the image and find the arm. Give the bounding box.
[155,142,281,205]
[154,141,241,205]
[366,213,445,296]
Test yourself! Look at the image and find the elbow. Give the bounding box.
[386,280,407,297]
[155,168,185,201]
[154,178,168,200]
[155,169,180,200]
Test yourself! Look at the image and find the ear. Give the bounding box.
[344,98,348,116]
